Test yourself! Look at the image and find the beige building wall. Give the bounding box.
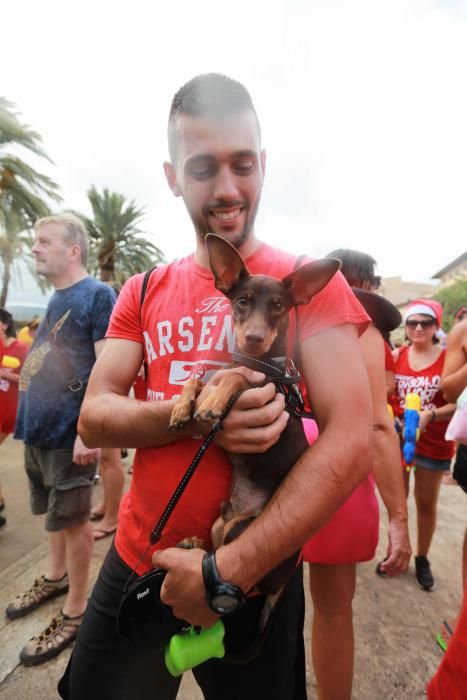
[379,276,438,307]
[433,256,467,289]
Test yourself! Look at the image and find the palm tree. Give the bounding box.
[81,186,165,283]
[0,97,61,305]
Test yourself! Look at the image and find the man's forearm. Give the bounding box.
[78,393,191,448]
[215,423,371,592]
[372,425,408,522]
[442,365,467,402]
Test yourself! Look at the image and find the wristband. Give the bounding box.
[429,409,436,423]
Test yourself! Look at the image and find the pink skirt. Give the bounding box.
[301,419,379,565]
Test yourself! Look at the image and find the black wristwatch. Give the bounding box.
[202,551,246,615]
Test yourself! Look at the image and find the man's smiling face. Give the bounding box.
[166,110,266,249]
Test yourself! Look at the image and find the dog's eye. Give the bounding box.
[236,297,249,308]
[272,301,284,312]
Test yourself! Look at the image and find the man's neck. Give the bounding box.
[50,268,88,291]
[194,233,262,268]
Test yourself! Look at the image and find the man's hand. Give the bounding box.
[195,366,289,453]
[152,547,219,628]
[379,518,412,576]
[217,384,289,453]
[73,434,101,466]
[0,368,15,380]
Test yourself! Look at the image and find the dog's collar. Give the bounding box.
[232,351,287,377]
[232,350,305,417]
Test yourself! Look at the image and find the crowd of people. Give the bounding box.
[0,73,465,699]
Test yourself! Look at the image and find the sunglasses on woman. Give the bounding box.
[405,319,435,329]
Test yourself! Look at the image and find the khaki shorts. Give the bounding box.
[24,445,97,532]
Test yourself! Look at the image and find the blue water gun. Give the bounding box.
[402,393,421,471]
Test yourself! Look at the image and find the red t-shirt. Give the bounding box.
[394,345,454,461]
[132,369,146,401]
[107,242,370,572]
[0,340,29,434]
[427,584,467,699]
[384,341,395,373]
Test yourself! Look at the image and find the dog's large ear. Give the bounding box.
[205,234,250,295]
[282,258,341,306]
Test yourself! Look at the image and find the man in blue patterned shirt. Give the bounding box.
[7,214,116,667]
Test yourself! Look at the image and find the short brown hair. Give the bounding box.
[168,73,260,163]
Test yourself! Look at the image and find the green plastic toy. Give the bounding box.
[165,620,226,676]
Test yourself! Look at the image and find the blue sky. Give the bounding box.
[3,0,467,304]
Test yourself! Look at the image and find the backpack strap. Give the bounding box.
[139,266,158,382]
[140,266,158,319]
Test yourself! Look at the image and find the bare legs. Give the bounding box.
[92,447,125,536]
[413,468,443,557]
[46,522,94,616]
[403,466,444,557]
[308,563,357,700]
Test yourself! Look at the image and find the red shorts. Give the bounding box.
[0,388,18,434]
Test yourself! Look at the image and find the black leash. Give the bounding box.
[123,390,242,592]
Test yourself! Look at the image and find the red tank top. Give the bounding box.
[394,345,454,460]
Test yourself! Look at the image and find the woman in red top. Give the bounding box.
[0,309,29,526]
[393,299,456,592]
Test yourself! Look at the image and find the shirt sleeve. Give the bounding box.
[298,270,371,340]
[106,274,145,344]
[384,341,396,372]
[90,285,117,343]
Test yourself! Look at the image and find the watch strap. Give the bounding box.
[202,551,246,614]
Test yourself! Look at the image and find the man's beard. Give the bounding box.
[188,195,261,250]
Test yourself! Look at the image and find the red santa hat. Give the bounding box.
[403,299,443,326]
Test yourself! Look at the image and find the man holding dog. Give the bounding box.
[59,74,372,699]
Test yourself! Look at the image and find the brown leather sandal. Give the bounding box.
[19,610,84,666]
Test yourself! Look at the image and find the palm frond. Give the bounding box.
[77,186,166,282]
[0,97,51,161]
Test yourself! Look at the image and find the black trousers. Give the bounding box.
[58,543,308,700]
[454,444,467,493]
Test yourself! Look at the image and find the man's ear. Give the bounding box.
[163,161,182,197]
[205,234,250,295]
[260,149,266,180]
[69,244,82,265]
[283,258,341,306]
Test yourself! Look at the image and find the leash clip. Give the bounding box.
[281,359,305,416]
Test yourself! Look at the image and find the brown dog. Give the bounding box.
[170,234,339,593]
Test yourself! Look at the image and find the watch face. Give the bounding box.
[211,593,240,615]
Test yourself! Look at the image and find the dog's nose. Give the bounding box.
[245,331,265,347]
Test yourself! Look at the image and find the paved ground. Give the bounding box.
[0,437,466,699]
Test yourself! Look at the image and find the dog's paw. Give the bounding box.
[169,399,195,430]
[194,395,225,424]
[177,536,205,550]
[194,408,222,425]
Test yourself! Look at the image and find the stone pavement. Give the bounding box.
[0,437,465,699]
